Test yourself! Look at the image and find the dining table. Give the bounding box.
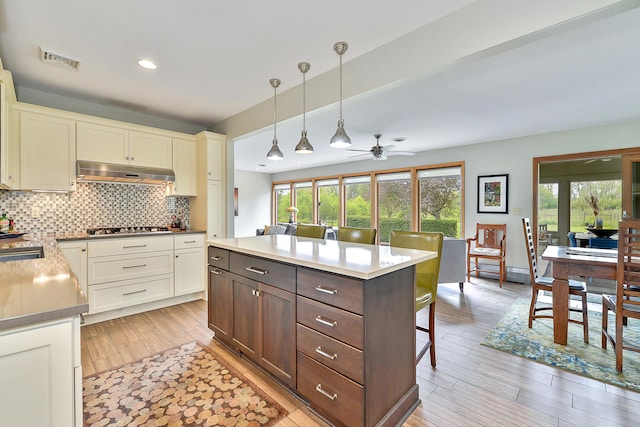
[541,245,617,345]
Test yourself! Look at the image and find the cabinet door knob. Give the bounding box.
[81,248,86,252]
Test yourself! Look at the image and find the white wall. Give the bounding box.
[233,170,273,237]
[267,118,640,273]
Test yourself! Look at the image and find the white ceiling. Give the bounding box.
[1,1,640,174]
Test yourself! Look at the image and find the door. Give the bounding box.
[231,273,260,362]
[175,247,204,295]
[259,282,296,388]
[622,153,640,219]
[208,266,232,344]
[207,180,225,239]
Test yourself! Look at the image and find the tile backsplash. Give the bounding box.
[0,182,189,235]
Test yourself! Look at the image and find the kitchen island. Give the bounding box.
[207,235,435,427]
[0,234,88,427]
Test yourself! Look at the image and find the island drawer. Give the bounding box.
[207,246,229,270]
[297,323,363,384]
[297,296,364,350]
[297,352,363,427]
[297,268,364,314]
[88,235,173,257]
[230,252,296,293]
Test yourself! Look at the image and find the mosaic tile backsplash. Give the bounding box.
[0,182,189,235]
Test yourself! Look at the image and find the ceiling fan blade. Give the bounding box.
[346,148,372,152]
[349,152,373,158]
[373,154,388,161]
[386,151,416,156]
[382,144,396,151]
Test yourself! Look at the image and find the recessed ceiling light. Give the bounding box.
[391,137,406,142]
[137,59,157,70]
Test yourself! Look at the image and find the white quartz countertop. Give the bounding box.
[208,235,436,280]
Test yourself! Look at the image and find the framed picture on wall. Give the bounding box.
[477,174,508,214]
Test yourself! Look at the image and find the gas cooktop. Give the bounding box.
[86,226,171,237]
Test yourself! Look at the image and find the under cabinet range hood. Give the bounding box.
[76,161,175,185]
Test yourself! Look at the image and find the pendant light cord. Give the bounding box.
[339,52,343,121]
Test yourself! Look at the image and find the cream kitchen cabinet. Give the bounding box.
[174,233,205,295]
[87,235,174,314]
[167,137,197,196]
[0,316,82,427]
[58,240,88,297]
[0,68,18,189]
[16,106,76,191]
[77,120,173,169]
[191,131,227,240]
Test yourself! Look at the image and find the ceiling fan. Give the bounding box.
[347,134,416,160]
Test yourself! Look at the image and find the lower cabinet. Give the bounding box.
[0,316,82,427]
[174,234,205,296]
[208,264,232,344]
[58,240,88,297]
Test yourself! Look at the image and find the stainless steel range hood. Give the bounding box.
[76,161,175,185]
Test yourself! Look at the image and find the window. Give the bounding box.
[538,183,558,232]
[317,179,339,227]
[570,180,621,231]
[274,183,291,223]
[418,166,462,237]
[344,176,372,228]
[377,172,411,243]
[293,181,313,224]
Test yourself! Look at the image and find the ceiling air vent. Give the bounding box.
[39,48,80,71]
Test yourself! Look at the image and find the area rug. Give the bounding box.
[482,298,640,392]
[83,341,288,426]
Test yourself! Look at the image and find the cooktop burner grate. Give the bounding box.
[86,226,171,236]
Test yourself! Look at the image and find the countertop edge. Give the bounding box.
[0,303,89,332]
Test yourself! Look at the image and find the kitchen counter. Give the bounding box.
[56,229,205,242]
[0,234,88,331]
[207,234,435,280]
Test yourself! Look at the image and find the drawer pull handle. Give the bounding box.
[315,384,337,401]
[123,264,147,269]
[315,346,337,360]
[123,244,147,249]
[315,316,337,328]
[211,256,223,261]
[123,289,147,296]
[184,240,196,243]
[315,286,338,295]
[246,266,268,275]
[211,269,222,275]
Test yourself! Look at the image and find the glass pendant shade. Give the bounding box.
[267,78,284,160]
[295,62,313,154]
[330,41,351,148]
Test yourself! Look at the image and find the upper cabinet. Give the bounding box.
[168,137,197,196]
[0,69,17,189]
[77,121,172,169]
[15,106,76,191]
[206,135,225,181]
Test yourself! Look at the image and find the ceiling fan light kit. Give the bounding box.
[295,62,314,154]
[330,41,352,148]
[266,78,284,161]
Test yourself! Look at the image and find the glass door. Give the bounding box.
[622,154,640,219]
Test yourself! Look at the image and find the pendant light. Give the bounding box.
[295,62,313,154]
[330,41,351,148]
[266,78,284,161]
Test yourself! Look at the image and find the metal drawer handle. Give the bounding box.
[210,269,222,275]
[315,384,337,401]
[123,264,147,269]
[211,256,222,261]
[315,346,337,360]
[315,316,337,328]
[246,266,268,275]
[183,240,196,243]
[123,289,147,296]
[123,244,147,249]
[315,286,338,295]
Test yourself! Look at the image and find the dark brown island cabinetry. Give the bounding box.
[207,239,423,427]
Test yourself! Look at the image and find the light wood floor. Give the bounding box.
[81,278,640,426]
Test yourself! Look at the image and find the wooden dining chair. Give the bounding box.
[336,226,377,244]
[522,218,589,342]
[466,223,506,287]
[602,219,640,372]
[390,230,443,366]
